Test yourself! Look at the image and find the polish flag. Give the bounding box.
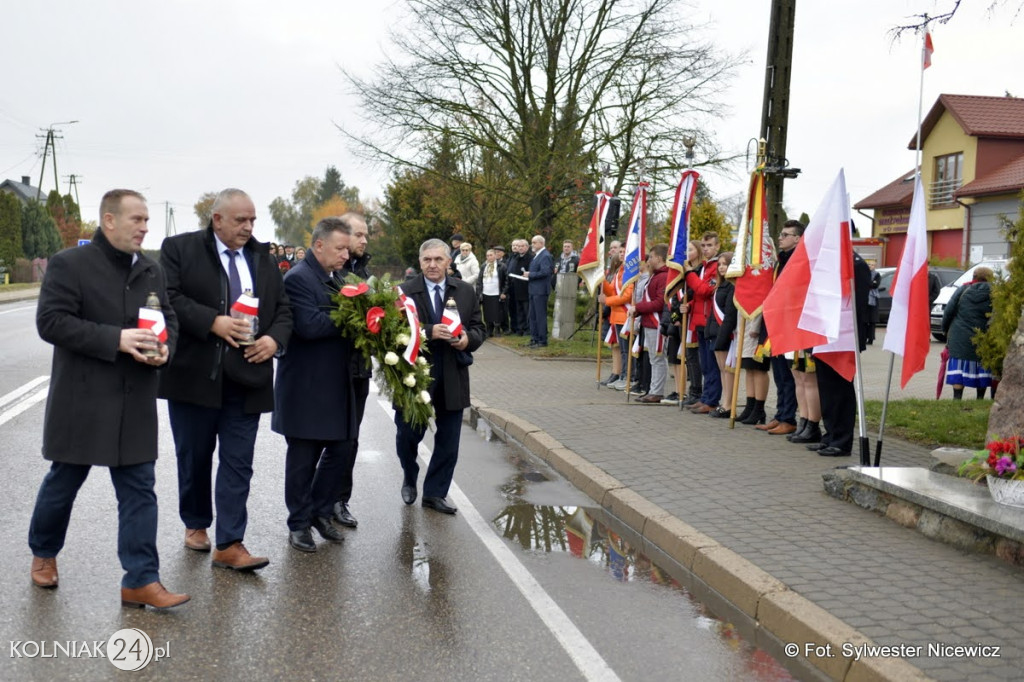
[923,31,934,69]
[762,169,857,380]
[883,176,931,387]
[441,305,463,337]
[138,306,168,343]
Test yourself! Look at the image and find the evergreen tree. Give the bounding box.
[21,201,62,258]
[0,192,24,272]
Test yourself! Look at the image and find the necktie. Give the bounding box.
[432,285,443,324]
[228,250,242,303]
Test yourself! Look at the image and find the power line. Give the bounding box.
[35,120,78,200]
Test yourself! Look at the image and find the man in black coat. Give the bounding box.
[272,218,354,552]
[505,239,532,334]
[396,238,485,514]
[28,189,189,609]
[334,212,372,528]
[159,188,292,571]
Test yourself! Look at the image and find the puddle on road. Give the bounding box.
[492,503,796,681]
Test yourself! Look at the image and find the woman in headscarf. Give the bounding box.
[942,266,995,399]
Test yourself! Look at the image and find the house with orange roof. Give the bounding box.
[854,94,1024,267]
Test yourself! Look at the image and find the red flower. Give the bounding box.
[340,282,370,297]
[366,307,386,334]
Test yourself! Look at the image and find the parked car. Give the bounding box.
[929,259,1011,342]
[876,266,962,326]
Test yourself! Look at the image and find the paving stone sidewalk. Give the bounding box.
[470,337,1022,682]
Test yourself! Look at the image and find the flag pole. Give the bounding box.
[678,291,689,411]
[729,316,747,429]
[596,295,604,388]
[877,21,930,466]
[624,311,635,403]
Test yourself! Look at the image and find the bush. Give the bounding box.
[975,195,1024,377]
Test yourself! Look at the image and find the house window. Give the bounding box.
[930,152,963,207]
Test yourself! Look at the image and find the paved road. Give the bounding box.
[0,299,791,681]
[467,332,1022,682]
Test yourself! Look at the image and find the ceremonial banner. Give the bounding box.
[882,176,931,388]
[730,167,777,319]
[620,183,649,288]
[579,191,611,295]
[665,170,700,292]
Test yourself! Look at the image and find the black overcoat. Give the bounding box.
[271,256,356,440]
[37,229,178,467]
[158,224,292,413]
[398,275,485,411]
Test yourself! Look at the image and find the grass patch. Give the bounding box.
[863,398,990,449]
[0,282,40,292]
[489,329,614,359]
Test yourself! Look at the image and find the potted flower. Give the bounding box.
[958,435,1024,508]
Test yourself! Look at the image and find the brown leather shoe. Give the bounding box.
[767,422,797,435]
[211,542,269,571]
[31,556,58,589]
[692,404,713,414]
[755,419,781,431]
[638,394,663,404]
[184,528,211,552]
[121,582,190,609]
[687,402,708,413]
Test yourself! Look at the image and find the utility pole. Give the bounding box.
[165,202,177,238]
[36,120,78,201]
[759,0,799,237]
[64,174,82,206]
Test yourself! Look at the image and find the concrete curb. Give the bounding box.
[0,288,41,305]
[472,402,935,682]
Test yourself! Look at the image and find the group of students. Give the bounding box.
[599,220,867,458]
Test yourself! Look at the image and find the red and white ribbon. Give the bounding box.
[397,293,421,364]
[231,293,259,316]
[138,307,168,343]
[604,323,618,345]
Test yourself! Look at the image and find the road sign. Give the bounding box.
[78,239,90,246]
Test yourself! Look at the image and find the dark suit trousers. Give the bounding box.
[336,377,370,505]
[285,437,354,530]
[394,406,463,499]
[770,355,797,424]
[28,461,159,588]
[529,293,548,344]
[698,334,721,407]
[168,381,259,548]
[816,359,856,453]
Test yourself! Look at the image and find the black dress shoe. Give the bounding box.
[333,502,358,528]
[805,442,826,451]
[422,497,457,515]
[289,528,316,553]
[402,485,417,505]
[818,446,852,457]
[311,516,346,543]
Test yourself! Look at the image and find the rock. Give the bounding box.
[987,304,1024,442]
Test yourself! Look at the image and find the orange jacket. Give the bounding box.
[602,267,634,325]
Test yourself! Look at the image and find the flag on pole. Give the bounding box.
[923,31,934,69]
[762,169,858,380]
[730,167,777,319]
[882,176,931,387]
[620,183,649,288]
[137,307,168,343]
[665,170,700,292]
[578,191,611,295]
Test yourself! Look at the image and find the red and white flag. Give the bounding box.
[579,192,611,295]
[883,176,931,387]
[923,31,934,70]
[441,304,463,337]
[231,293,259,316]
[762,169,858,380]
[138,306,168,343]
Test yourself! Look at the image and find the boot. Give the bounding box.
[976,386,987,400]
[786,418,807,442]
[740,400,766,425]
[790,420,822,444]
[734,400,755,423]
[953,387,963,400]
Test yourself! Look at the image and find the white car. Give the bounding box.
[929,259,1011,342]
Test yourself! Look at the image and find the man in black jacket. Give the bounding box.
[159,188,292,571]
[29,189,189,609]
[505,239,532,335]
[396,239,485,514]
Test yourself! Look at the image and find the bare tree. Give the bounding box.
[890,1,1020,39]
[344,0,739,232]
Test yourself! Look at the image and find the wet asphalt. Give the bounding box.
[0,301,795,681]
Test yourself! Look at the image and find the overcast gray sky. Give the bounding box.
[1,0,1019,246]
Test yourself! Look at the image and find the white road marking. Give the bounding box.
[0,304,35,316]
[376,396,621,682]
[0,376,49,427]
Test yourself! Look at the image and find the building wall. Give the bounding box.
[921,111,976,232]
[969,195,1019,260]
